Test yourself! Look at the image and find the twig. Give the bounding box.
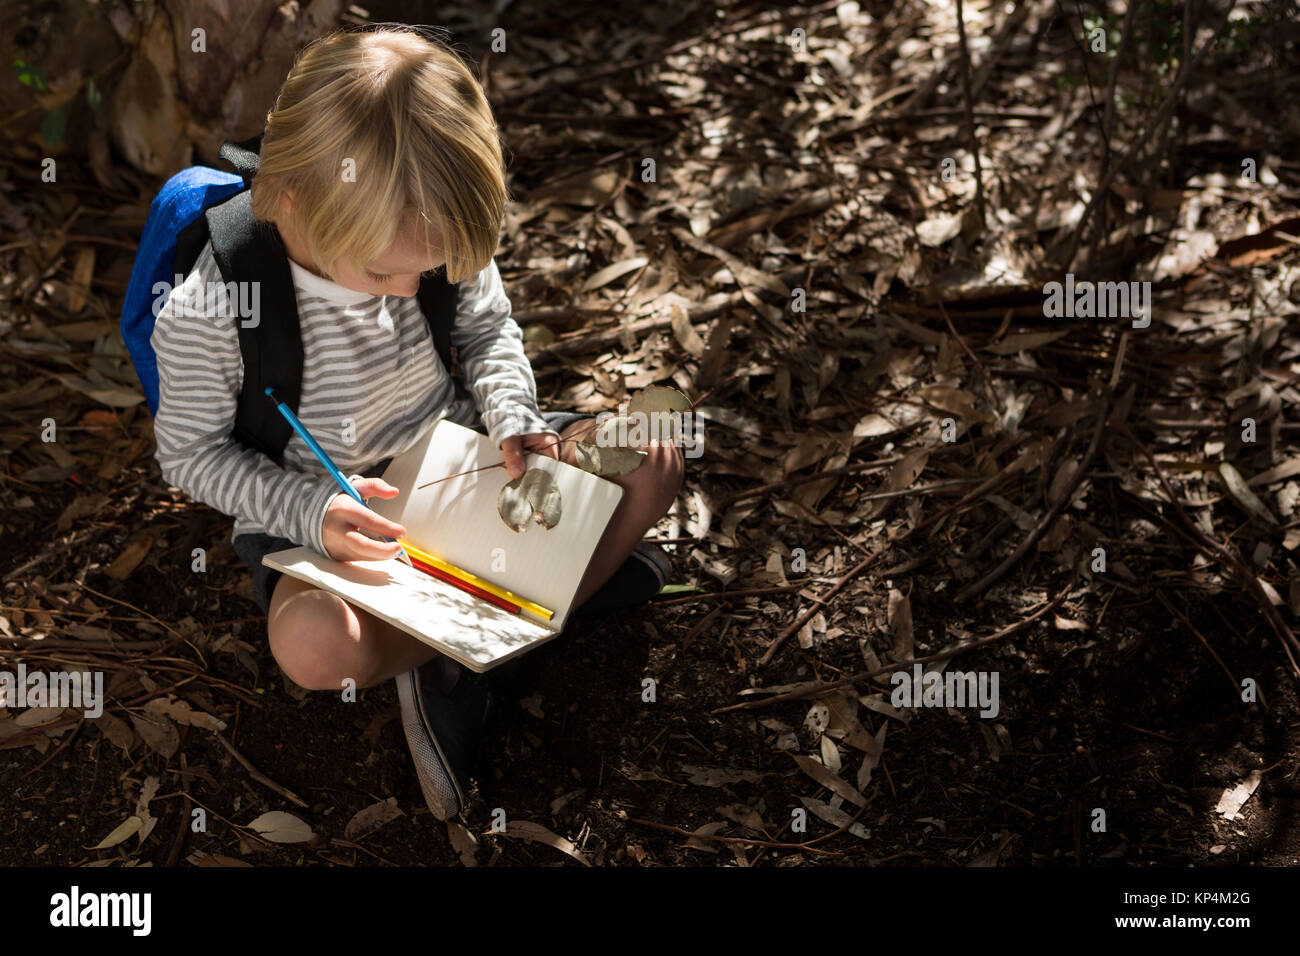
[415,436,568,489]
[679,606,723,649]
[1154,590,1240,697]
[900,0,1027,114]
[214,733,309,809]
[954,0,986,229]
[1090,0,1140,271]
[931,285,998,413]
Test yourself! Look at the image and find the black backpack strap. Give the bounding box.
[416,269,459,375]
[218,138,262,187]
[172,138,261,275]
[205,190,303,464]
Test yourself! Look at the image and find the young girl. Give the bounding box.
[150,25,683,821]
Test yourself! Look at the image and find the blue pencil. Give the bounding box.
[264,387,412,565]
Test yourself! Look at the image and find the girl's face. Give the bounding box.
[279,196,443,297]
[330,220,444,297]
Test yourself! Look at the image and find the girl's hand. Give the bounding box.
[322,478,407,562]
[500,432,561,479]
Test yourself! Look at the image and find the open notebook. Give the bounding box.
[262,420,624,671]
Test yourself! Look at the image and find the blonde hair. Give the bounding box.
[250,26,506,284]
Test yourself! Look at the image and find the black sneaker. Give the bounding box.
[573,541,671,616]
[396,658,495,820]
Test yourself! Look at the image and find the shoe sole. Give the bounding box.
[396,668,465,820]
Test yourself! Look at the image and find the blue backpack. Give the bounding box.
[120,139,459,463]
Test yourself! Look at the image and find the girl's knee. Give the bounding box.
[622,442,684,516]
[268,590,370,691]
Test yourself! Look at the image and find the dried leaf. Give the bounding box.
[983,330,1070,355]
[798,797,870,840]
[90,815,143,850]
[143,695,227,732]
[128,711,179,758]
[498,469,563,532]
[574,441,647,477]
[15,706,66,727]
[188,851,253,867]
[247,810,315,844]
[716,803,766,832]
[105,532,154,580]
[446,820,479,867]
[782,435,837,476]
[501,820,590,865]
[56,374,143,408]
[580,256,648,292]
[683,821,726,854]
[1213,771,1262,821]
[851,413,898,443]
[857,724,887,791]
[1218,463,1277,525]
[679,764,764,787]
[919,386,995,424]
[819,734,843,772]
[90,710,135,753]
[343,797,404,841]
[68,246,96,313]
[865,448,930,520]
[790,753,866,807]
[916,214,963,247]
[628,385,691,417]
[669,300,705,357]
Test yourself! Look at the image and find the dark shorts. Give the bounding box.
[233,411,594,617]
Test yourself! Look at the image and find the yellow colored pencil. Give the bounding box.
[398,539,554,621]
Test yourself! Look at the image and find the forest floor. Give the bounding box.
[2,0,1299,866]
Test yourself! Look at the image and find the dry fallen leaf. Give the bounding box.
[1218,462,1277,525]
[446,820,479,867]
[628,384,692,417]
[790,753,866,807]
[105,532,154,580]
[247,810,315,844]
[580,256,648,292]
[1213,770,1262,821]
[128,711,179,758]
[143,695,227,732]
[499,820,590,866]
[575,441,647,477]
[89,815,143,850]
[679,764,765,787]
[343,797,404,841]
[798,797,870,840]
[683,821,727,853]
[90,710,135,753]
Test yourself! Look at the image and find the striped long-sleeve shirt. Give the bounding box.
[151,240,550,557]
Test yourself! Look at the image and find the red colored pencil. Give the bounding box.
[406,553,520,614]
